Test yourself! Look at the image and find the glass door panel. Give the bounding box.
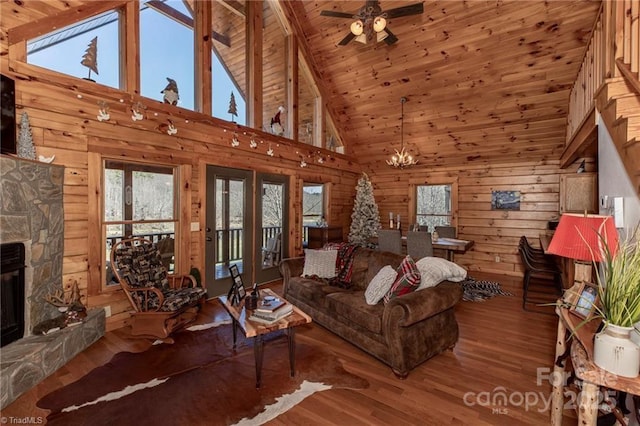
[255,173,288,283]
[206,166,253,297]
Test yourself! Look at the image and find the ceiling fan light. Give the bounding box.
[350,20,364,36]
[373,16,387,32]
[377,30,388,43]
[355,33,367,44]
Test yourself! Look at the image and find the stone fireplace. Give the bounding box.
[0,155,105,409]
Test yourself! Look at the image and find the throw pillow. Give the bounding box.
[415,256,467,290]
[364,265,397,305]
[302,249,338,278]
[383,255,421,304]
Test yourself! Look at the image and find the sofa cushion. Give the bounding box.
[302,249,338,278]
[365,265,397,305]
[326,291,384,334]
[286,277,348,310]
[383,255,421,304]
[415,257,467,290]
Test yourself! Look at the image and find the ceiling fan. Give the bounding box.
[320,1,424,46]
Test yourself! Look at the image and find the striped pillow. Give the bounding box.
[383,255,421,304]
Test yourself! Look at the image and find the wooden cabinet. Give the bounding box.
[560,173,597,214]
[307,226,343,249]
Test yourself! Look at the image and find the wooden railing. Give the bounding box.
[566,0,640,144]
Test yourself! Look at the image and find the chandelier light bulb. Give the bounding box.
[350,20,364,36]
[373,16,387,32]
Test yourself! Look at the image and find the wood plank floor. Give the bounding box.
[1,272,575,425]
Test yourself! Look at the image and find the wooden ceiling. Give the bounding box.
[287,0,601,170]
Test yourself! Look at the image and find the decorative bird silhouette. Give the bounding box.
[161,78,179,106]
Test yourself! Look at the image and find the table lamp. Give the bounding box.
[546,213,618,297]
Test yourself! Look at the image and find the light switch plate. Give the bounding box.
[613,197,624,228]
[190,222,200,232]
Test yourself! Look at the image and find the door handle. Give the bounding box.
[206,227,211,232]
[205,236,212,242]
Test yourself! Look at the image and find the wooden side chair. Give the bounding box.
[407,231,433,260]
[377,229,402,254]
[111,237,207,338]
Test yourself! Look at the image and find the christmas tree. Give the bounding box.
[348,172,381,247]
[228,92,238,122]
[17,112,36,160]
[80,36,99,81]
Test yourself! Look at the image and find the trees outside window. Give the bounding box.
[104,160,177,289]
[302,183,324,244]
[416,184,452,233]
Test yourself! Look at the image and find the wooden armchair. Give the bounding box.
[111,238,207,338]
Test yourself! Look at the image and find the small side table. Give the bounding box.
[550,305,640,425]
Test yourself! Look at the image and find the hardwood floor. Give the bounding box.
[1,272,572,425]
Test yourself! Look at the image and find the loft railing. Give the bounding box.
[566,0,639,144]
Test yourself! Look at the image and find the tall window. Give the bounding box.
[104,160,177,288]
[140,0,194,110]
[262,2,287,135]
[416,184,452,232]
[211,0,247,124]
[302,183,324,245]
[27,11,120,88]
[298,54,317,145]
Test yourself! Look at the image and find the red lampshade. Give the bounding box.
[547,213,619,262]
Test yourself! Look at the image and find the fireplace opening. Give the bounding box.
[1,242,26,347]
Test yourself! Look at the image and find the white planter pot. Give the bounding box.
[632,322,640,347]
[593,323,640,378]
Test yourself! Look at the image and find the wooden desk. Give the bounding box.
[307,226,343,249]
[550,306,640,425]
[540,233,575,289]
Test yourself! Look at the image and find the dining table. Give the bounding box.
[370,235,474,261]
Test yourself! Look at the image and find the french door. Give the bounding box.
[205,166,253,297]
[205,167,289,297]
[255,173,288,284]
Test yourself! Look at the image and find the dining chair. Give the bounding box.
[418,225,429,232]
[377,229,402,254]
[406,231,433,260]
[518,240,563,309]
[435,226,457,239]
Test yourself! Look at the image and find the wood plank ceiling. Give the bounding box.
[289,0,601,170]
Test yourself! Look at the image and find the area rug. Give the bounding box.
[459,277,512,302]
[37,321,368,426]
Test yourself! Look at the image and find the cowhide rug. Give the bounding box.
[37,321,368,425]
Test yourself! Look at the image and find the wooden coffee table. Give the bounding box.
[218,288,312,388]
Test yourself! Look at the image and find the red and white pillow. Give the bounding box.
[383,255,421,304]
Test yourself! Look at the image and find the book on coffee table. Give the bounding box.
[249,303,293,324]
[255,297,286,313]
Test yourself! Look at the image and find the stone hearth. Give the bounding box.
[0,155,105,409]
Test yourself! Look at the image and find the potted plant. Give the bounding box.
[590,228,640,378]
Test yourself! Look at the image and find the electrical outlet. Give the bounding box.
[495,255,500,263]
[104,305,112,317]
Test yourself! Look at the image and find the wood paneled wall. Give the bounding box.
[2,62,359,331]
[367,159,594,277]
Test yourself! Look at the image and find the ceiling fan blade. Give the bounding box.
[384,3,424,19]
[320,10,355,19]
[338,32,356,46]
[383,28,398,45]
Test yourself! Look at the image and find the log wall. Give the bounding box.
[2,61,359,331]
[367,159,594,277]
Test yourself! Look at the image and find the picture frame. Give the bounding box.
[491,190,521,210]
[569,281,600,319]
[227,264,246,305]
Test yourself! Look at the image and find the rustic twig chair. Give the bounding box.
[111,238,207,338]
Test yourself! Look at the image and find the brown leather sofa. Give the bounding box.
[279,248,463,378]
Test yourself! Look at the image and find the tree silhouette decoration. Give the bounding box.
[228,92,238,122]
[80,36,99,81]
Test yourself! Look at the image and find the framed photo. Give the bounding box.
[227,264,246,305]
[569,282,600,319]
[491,190,521,210]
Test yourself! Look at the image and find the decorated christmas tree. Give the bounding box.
[228,92,238,122]
[348,172,381,247]
[17,112,36,160]
[80,36,99,81]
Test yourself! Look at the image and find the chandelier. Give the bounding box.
[387,97,418,168]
